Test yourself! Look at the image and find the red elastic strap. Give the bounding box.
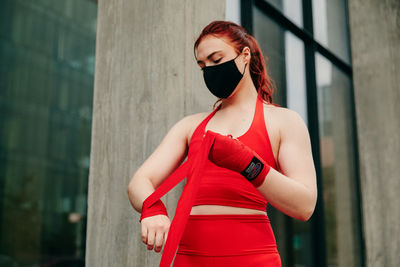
[208,131,271,188]
[138,160,190,224]
[138,132,215,267]
[249,163,271,188]
[139,199,168,223]
[159,133,214,266]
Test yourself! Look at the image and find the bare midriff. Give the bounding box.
[190,205,267,215]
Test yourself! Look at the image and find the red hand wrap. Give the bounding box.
[207,130,271,188]
[136,131,216,266]
[139,199,168,223]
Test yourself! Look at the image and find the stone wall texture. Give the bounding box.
[348,0,400,266]
[85,1,225,266]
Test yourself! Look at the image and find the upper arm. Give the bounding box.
[131,114,194,189]
[277,109,317,195]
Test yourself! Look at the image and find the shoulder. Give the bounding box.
[261,103,309,141]
[263,103,305,121]
[178,112,209,129]
[172,111,212,144]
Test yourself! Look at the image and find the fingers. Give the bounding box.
[154,230,164,253]
[141,216,170,253]
[145,230,168,253]
[141,223,148,244]
[147,229,155,250]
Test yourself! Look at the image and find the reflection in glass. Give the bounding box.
[285,32,307,125]
[312,0,351,64]
[226,0,241,25]
[315,53,362,267]
[0,0,97,266]
[263,0,303,28]
[253,6,286,106]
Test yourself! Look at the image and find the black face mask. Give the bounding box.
[202,52,247,98]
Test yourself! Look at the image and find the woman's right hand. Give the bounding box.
[141,214,171,253]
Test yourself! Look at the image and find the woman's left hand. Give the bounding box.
[206,130,271,188]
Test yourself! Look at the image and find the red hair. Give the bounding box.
[194,20,280,108]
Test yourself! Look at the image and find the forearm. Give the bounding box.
[256,168,317,221]
[127,175,156,213]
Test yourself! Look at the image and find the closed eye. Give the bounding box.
[199,58,223,71]
[214,58,222,64]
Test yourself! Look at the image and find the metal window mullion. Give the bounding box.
[304,38,327,267]
[240,0,254,34]
[302,0,328,266]
[254,0,351,76]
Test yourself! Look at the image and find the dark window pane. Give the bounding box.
[263,0,303,28]
[315,52,362,267]
[0,0,97,265]
[253,5,287,106]
[312,0,351,64]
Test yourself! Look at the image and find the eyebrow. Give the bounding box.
[196,50,222,64]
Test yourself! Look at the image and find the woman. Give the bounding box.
[127,20,317,266]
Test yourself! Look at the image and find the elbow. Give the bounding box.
[297,208,314,221]
[127,180,133,195]
[288,204,315,221]
[127,175,138,196]
[301,186,317,221]
[297,194,317,222]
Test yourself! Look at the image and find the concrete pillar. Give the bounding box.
[347,0,400,266]
[85,1,225,266]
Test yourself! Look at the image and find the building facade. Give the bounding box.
[0,0,97,265]
[0,0,399,266]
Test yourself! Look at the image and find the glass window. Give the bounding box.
[253,5,287,106]
[315,52,362,267]
[263,0,303,28]
[250,1,361,267]
[312,0,351,64]
[285,33,307,125]
[0,0,97,265]
[253,4,308,124]
[226,0,241,24]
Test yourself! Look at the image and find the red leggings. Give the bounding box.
[172,214,281,267]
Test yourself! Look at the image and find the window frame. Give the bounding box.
[240,0,365,266]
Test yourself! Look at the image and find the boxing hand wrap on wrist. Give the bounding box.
[208,131,271,188]
[240,155,271,188]
[139,199,168,223]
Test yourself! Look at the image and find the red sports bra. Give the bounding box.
[188,94,277,212]
[140,94,278,266]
